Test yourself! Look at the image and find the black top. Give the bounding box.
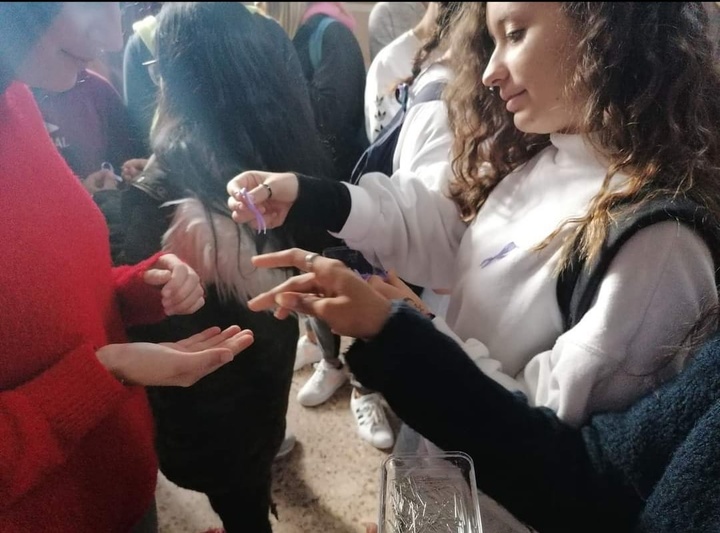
[119,167,298,527]
[293,14,368,181]
[346,301,720,533]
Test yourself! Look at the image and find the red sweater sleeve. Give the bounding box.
[112,252,167,328]
[0,343,128,510]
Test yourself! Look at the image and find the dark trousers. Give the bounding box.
[207,480,274,533]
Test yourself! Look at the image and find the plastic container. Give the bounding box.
[378,452,483,533]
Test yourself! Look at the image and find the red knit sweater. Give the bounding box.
[0,83,165,532]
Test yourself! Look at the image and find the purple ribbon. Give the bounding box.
[238,187,267,234]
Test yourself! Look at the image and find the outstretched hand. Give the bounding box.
[248,248,393,340]
[97,326,254,387]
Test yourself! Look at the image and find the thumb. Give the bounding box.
[143,268,172,287]
[275,292,322,316]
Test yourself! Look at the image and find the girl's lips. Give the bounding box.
[505,90,527,113]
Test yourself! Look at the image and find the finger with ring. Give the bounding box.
[305,252,320,270]
[261,182,273,199]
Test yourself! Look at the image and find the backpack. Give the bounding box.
[557,197,720,331]
[309,16,336,71]
[308,15,371,161]
[350,80,446,184]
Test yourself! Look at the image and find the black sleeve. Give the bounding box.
[345,302,641,533]
[119,185,168,265]
[286,173,352,233]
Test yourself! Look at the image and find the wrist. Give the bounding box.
[96,344,129,386]
[360,298,394,342]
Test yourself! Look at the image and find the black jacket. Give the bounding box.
[120,165,297,528]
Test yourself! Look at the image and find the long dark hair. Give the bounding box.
[151,2,332,216]
[447,2,720,267]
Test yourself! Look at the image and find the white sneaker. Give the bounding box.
[294,335,323,371]
[297,359,347,407]
[351,392,394,450]
[274,431,296,460]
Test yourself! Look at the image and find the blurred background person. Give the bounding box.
[368,1,426,61]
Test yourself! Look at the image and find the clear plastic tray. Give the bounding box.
[378,452,483,533]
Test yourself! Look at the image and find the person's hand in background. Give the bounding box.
[82,167,118,194]
[121,158,148,181]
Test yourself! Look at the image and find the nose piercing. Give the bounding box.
[488,86,499,96]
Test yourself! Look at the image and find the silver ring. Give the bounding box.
[304,252,320,269]
[261,182,273,199]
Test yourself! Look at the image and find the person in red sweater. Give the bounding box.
[0,3,254,532]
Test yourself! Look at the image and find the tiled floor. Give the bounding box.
[156,363,392,533]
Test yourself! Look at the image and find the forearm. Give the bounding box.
[336,172,463,289]
[346,302,638,532]
[286,173,352,232]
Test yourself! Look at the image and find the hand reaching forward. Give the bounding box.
[143,253,205,316]
[248,248,393,340]
[226,170,299,231]
[97,326,254,387]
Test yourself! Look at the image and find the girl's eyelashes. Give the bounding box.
[506,28,526,43]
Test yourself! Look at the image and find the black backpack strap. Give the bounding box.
[557,197,720,331]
